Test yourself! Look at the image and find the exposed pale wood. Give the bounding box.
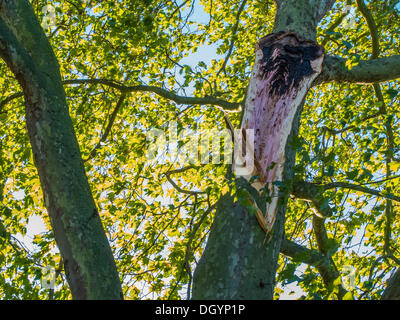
[236,32,324,233]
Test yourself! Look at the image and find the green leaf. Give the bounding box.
[346,169,359,180]
[343,291,354,300]
[386,88,399,100]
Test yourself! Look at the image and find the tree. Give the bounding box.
[0,0,399,300]
[0,0,122,299]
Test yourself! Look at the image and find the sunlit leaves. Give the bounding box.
[1,0,399,300]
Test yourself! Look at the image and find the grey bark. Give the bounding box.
[191,176,284,299]
[0,0,122,299]
[318,55,400,84]
[192,102,304,299]
[274,0,336,40]
[382,268,400,300]
[192,0,336,300]
[280,238,340,290]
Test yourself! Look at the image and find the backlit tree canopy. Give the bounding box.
[0,0,400,300]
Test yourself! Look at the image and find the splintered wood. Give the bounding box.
[234,32,324,234]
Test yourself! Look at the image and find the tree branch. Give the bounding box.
[165,172,206,195]
[320,12,347,47]
[312,216,346,298]
[317,55,400,84]
[312,215,330,255]
[292,181,334,218]
[280,237,345,296]
[2,78,242,112]
[323,181,400,202]
[86,93,127,161]
[317,1,400,85]
[0,91,24,111]
[216,0,247,77]
[281,238,331,269]
[356,0,379,58]
[293,181,400,204]
[63,79,242,111]
[356,0,397,257]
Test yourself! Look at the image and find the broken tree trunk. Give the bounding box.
[240,32,324,233]
[192,25,327,300]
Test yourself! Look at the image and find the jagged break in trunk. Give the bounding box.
[241,32,324,233]
[192,32,324,299]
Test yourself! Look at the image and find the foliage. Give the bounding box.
[0,0,399,300]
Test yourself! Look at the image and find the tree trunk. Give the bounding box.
[0,0,122,299]
[192,0,335,300]
[382,268,400,300]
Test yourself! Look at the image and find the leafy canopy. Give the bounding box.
[0,0,399,300]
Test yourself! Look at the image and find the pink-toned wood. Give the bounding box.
[236,32,324,233]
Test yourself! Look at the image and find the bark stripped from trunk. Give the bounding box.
[235,32,324,233]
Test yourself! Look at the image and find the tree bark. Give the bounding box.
[382,268,400,300]
[0,0,122,299]
[192,0,335,300]
[318,55,400,84]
